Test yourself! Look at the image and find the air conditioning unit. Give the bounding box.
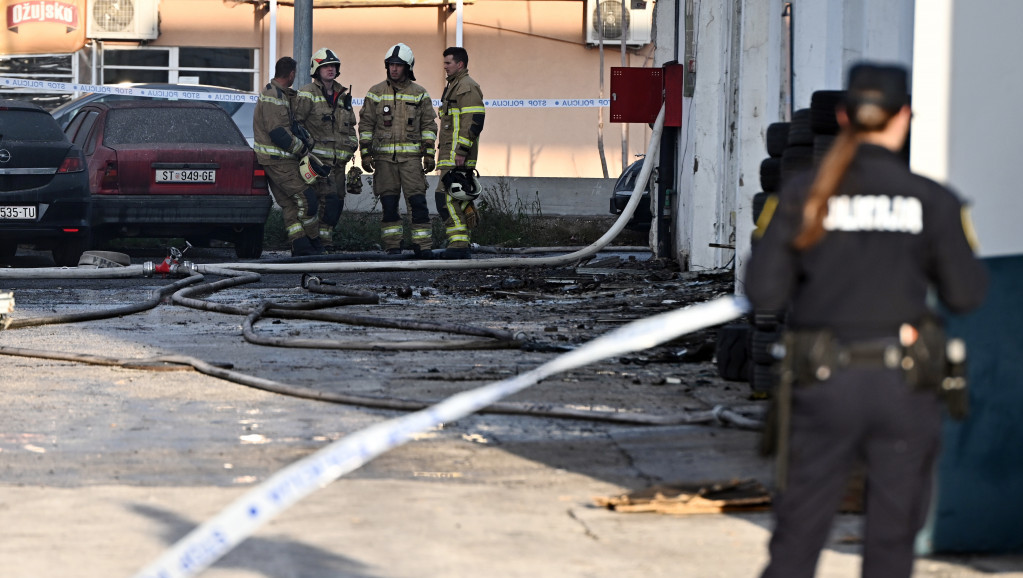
[87,0,159,41]
[585,0,654,47]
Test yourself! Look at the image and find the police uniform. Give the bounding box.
[253,78,321,252]
[295,77,358,245]
[435,67,485,252]
[746,66,987,578]
[358,74,437,253]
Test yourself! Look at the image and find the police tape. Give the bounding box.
[0,76,610,108]
[131,295,747,578]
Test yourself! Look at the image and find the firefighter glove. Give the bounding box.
[361,155,375,173]
[423,155,436,173]
[346,165,364,195]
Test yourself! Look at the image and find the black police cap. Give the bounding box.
[845,63,910,113]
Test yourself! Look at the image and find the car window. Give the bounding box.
[1,109,66,141]
[103,107,246,146]
[72,111,100,153]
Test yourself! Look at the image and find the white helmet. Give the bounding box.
[310,47,341,78]
[299,154,331,185]
[443,168,482,201]
[384,43,416,81]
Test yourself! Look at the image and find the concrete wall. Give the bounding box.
[344,176,616,216]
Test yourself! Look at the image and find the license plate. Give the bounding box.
[0,205,36,220]
[155,169,217,183]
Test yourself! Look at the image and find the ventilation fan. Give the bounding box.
[593,0,630,40]
[87,0,159,40]
[93,0,134,32]
[584,0,653,46]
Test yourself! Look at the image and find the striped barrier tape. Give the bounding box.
[131,295,747,578]
[0,76,610,108]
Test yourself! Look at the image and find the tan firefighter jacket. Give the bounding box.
[253,79,306,164]
[294,78,358,167]
[359,77,437,162]
[437,68,485,169]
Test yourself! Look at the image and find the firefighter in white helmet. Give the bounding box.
[358,43,438,255]
[295,47,359,251]
[433,46,485,259]
[253,56,323,257]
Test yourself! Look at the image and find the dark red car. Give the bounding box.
[63,101,270,258]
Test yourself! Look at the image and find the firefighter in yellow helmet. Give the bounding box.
[294,48,359,251]
[358,43,438,255]
[253,56,322,256]
[433,46,485,260]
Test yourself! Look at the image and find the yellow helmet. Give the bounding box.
[299,154,331,184]
[310,47,341,78]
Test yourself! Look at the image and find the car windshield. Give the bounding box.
[1,110,66,141]
[103,107,245,146]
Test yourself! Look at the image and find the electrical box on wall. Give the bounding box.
[610,65,684,127]
[87,0,160,41]
[585,0,654,47]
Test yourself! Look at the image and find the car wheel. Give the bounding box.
[0,240,16,261]
[52,235,91,267]
[234,224,264,259]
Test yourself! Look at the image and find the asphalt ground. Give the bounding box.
[0,246,1020,577]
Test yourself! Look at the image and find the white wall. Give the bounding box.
[911,0,1023,258]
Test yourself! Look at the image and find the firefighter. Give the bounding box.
[253,56,323,257]
[295,48,359,251]
[358,43,438,255]
[433,46,485,260]
[746,63,988,578]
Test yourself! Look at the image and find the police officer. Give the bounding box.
[358,43,438,255]
[433,46,485,260]
[253,56,323,257]
[746,63,988,578]
[295,48,359,251]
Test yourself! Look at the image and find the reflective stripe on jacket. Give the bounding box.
[437,69,484,168]
[359,78,437,160]
[253,79,305,163]
[295,79,359,166]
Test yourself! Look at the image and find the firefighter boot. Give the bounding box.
[442,247,472,260]
[291,237,319,257]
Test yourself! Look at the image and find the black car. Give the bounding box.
[608,157,653,231]
[0,99,91,266]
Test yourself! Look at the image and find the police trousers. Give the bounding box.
[263,160,320,242]
[760,367,942,578]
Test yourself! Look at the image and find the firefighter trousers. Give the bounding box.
[263,160,320,242]
[373,158,432,251]
[759,367,942,578]
[435,168,472,250]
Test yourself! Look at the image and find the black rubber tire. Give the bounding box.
[787,108,814,146]
[51,235,91,267]
[759,157,782,192]
[751,328,782,364]
[234,224,264,259]
[810,90,845,135]
[766,122,790,157]
[716,323,751,382]
[781,145,814,184]
[752,192,770,225]
[0,240,16,261]
[750,362,778,394]
[814,134,837,165]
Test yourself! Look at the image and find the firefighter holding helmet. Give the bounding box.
[295,48,359,251]
[253,56,323,257]
[433,46,485,260]
[358,43,438,255]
